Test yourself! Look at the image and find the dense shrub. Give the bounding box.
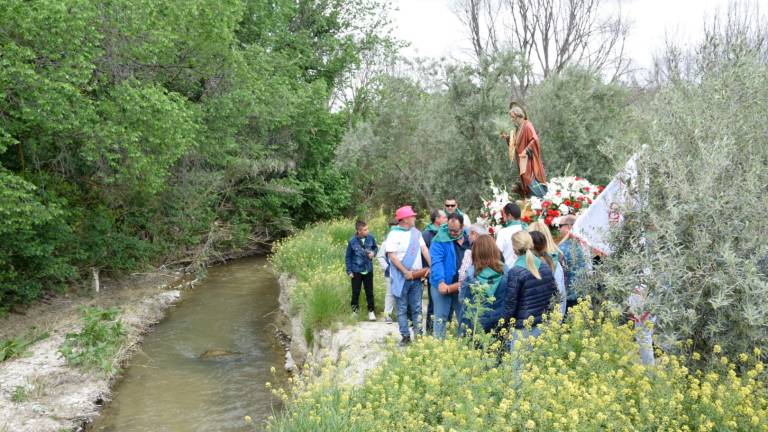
[267,302,768,431]
[593,56,768,361]
[0,0,395,309]
[0,170,74,310]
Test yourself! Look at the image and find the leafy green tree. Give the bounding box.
[0,170,74,310]
[0,0,397,309]
[337,54,526,212]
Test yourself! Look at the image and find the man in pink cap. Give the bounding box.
[385,206,431,345]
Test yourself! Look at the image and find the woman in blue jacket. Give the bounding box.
[457,234,509,336]
[503,231,557,348]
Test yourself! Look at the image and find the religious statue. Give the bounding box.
[501,103,547,197]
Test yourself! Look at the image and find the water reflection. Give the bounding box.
[90,256,285,432]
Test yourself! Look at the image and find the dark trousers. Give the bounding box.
[351,272,375,312]
[564,298,579,319]
[425,281,434,334]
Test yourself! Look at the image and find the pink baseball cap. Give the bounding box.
[395,206,417,221]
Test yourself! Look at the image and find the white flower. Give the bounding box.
[558,204,570,215]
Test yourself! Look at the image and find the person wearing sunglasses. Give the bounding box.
[444,198,471,228]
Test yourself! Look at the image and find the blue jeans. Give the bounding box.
[430,285,459,339]
[395,280,423,338]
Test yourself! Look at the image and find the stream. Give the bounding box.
[89,256,286,432]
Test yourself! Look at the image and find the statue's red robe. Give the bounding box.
[512,120,547,196]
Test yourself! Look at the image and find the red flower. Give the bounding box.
[584,186,590,192]
[597,185,605,193]
[576,196,585,202]
[556,191,562,196]
[564,199,572,206]
[542,201,552,208]
[535,209,542,216]
[588,198,593,204]
[547,209,560,217]
[488,226,495,235]
[574,202,581,209]
[522,215,532,223]
[545,216,554,226]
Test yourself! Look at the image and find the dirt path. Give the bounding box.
[0,270,193,432]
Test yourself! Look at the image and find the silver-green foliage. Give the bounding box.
[597,55,768,360]
[526,67,636,184]
[337,54,524,211]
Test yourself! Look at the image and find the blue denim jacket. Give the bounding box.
[345,235,378,274]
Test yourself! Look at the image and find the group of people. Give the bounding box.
[341,102,588,345]
[345,199,590,346]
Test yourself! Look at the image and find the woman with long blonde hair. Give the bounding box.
[502,231,557,343]
[528,221,567,316]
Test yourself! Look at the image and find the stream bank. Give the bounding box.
[276,274,399,386]
[0,270,193,432]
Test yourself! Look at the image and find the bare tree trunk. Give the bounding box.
[92,267,100,294]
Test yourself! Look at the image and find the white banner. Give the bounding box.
[571,154,639,255]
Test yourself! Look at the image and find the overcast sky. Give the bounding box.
[391,0,747,70]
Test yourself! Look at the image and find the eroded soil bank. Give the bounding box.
[0,270,193,432]
[275,274,400,387]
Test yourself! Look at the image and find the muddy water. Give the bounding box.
[90,256,286,432]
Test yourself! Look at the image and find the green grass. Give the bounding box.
[58,306,126,374]
[10,386,28,403]
[271,216,389,343]
[0,330,50,363]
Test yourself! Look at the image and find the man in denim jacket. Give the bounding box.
[345,220,379,321]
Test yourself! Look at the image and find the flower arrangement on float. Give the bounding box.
[477,177,604,232]
[529,176,605,227]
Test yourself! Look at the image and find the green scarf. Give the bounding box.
[432,223,463,243]
[425,223,439,233]
[514,254,541,272]
[475,265,504,297]
[448,208,466,220]
[504,220,529,230]
[549,251,560,270]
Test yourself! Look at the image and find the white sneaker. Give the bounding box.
[385,316,393,324]
[368,311,376,321]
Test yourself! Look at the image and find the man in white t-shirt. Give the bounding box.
[495,202,527,264]
[386,206,431,345]
[376,219,398,323]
